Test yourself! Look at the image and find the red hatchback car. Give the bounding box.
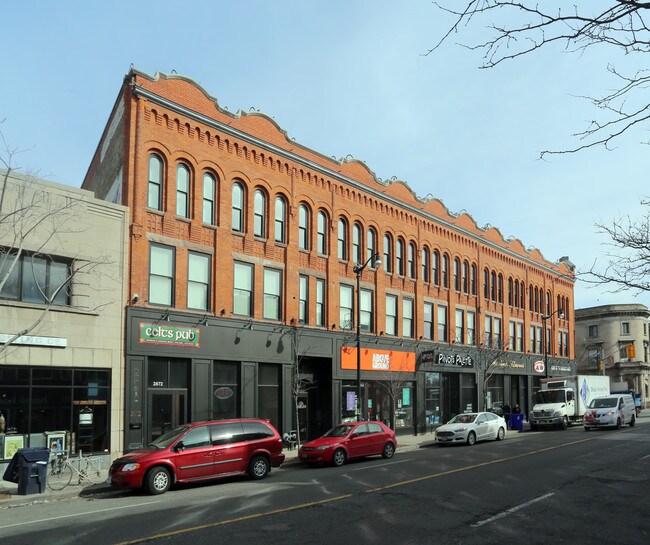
[109,419,285,495]
[298,421,397,467]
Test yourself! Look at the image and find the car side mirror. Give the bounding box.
[350,432,359,439]
[174,441,185,452]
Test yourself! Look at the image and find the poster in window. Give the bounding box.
[46,431,66,453]
[3,435,24,460]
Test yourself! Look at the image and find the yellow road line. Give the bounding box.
[115,432,620,545]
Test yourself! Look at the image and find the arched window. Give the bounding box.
[490,271,496,301]
[396,238,404,276]
[483,268,489,299]
[367,228,377,262]
[421,247,430,283]
[383,234,393,273]
[176,164,191,218]
[462,261,469,294]
[408,242,416,279]
[298,204,310,250]
[471,264,477,295]
[147,154,164,210]
[337,217,348,260]
[352,222,362,265]
[317,210,328,254]
[498,274,504,303]
[274,196,286,243]
[254,189,266,238]
[433,250,440,286]
[231,181,245,233]
[453,258,461,291]
[442,254,450,289]
[202,172,216,226]
[520,281,525,309]
[529,284,534,311]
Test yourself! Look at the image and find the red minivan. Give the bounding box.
[109,419,285,495]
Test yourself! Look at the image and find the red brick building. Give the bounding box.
[83,69,574,448]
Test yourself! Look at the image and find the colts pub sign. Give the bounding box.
[421,350,474,368]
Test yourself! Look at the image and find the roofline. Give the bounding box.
[132,83,573,283]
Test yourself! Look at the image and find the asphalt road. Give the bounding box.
[1,424,649,545]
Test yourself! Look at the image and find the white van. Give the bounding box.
[584,394,636,430]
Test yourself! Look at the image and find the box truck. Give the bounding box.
[529,375,610,430]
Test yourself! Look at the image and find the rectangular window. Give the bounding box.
[621,322,630,335]
[233,262,253,316]
[509,321,516,351]
[386,294,398,336]
[536,326,543,354]
[494,317,502,348]
[149,244,175,306]
[403,298,414,338]
[316,278,325,327]
[455,309,465,344]
[484,316,492,347]
[530,325,536,354]
[467,311,475,345]
[516,322,523,352]
[423,302,433,340]
[1,250,71,306]
[438,305,447,342]
[299,275,308,325]
[187,252,210,310]
[588,325,598,337]
[360,288,374,333]
[340,285,354,330]
[263,268,282,320]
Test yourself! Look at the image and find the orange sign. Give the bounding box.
[340,347,416,373]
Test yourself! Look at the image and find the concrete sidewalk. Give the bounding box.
[0,426,531,508]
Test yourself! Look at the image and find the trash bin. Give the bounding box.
[509,414,525,432]
[11,448,50,495]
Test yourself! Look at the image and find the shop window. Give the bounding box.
[258,363,280,431]
[213,361,239,420]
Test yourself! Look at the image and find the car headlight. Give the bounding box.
[553,411,563,417]
[454,427,467,432]
[604,411,615,416]
[121,463,141,472]
[313,445,331,451]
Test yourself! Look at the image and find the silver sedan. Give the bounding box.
[435,412,507,446]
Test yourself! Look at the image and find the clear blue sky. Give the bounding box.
[2,0,648,310]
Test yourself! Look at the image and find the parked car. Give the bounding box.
[109,418,285,495]
[584,394,636,430]
[435,412,507,446]
[298,421,397,467]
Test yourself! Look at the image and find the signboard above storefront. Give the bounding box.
[138,323,200,348]
[0,333,67,348]
[340,347,416,373]
[435,351,474,367]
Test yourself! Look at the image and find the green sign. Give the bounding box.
[139,323,200,348]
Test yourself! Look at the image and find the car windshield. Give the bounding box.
[149,425,190,449]
[588,398,617,409]
[324,425,354,437]
[449,414,477,424]
[537,390,566,404]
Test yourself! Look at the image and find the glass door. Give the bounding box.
[148,389,187,443]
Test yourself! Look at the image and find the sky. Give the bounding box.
[2,0,649,311]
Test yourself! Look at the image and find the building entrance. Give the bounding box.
[148,389,188,443]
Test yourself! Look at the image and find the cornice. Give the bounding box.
[132,84,573,283]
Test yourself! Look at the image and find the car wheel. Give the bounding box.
[332,449,347,467]
[145,466,171,495]
[630,416,636,428]
[530,423,538,431]
[615,418,622,430]
[382,442,395,459]
[466,431,476,446]
[561,417,569,430]
[496,427,505,441]
[584,426,591,432]
[248,455,270,480]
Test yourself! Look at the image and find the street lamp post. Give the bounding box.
[354,253,381,421]
[542,308,565,378]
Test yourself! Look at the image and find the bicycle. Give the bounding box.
[47,450,107,491]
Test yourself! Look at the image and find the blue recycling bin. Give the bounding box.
[5,448,50,495]
[509,414,525,432]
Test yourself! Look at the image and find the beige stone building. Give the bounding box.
[0,169,128,464]
[575,303,650,407]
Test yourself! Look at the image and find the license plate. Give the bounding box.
[301,454,308,459]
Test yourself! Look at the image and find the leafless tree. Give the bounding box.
[377,354,417,430]
[472,335,509,412]
[430,1,650,157]
[584,201,650,294]
[1,126,114,353]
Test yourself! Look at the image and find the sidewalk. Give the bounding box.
[0,426,530,508]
